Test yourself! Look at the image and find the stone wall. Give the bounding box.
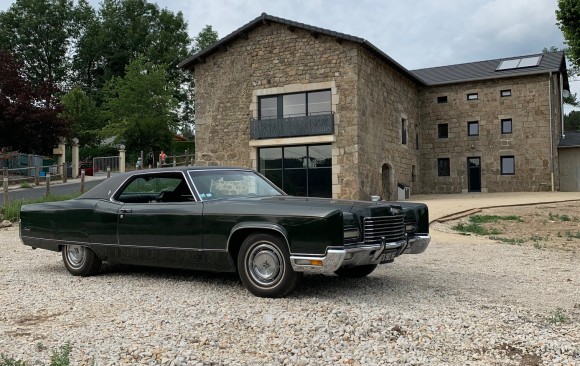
[356,50,421,200]
[417,74,562,193]
[194,22,362,199]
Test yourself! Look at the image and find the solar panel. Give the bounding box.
[517,56,542,68]
[496,59,520,70]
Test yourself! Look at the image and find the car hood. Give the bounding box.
[252,196,404,218]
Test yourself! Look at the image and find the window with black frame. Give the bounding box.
[258,90,331,119]
[437,158,450,177]
[258,144,332,197]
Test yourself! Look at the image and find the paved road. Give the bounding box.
[1,177,106,202]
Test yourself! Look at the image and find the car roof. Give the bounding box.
[78,166,255,200]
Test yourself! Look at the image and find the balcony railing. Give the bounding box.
[250,113,334,140]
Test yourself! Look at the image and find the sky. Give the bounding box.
[0,0,576,111]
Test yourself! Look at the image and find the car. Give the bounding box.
[79,161,97,176]
[19,167,430,297]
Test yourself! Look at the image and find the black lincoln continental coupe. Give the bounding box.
[20,167,430,297]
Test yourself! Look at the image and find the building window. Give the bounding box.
[258,90,331,119]
[437,158,450,177]
[501,156,515,175]
[437,96,448,104]
[401,118,408,145]
[468,121,479,136]
[467,93,479,101]
[501,118,512,134]
[500,89,512,97]
[412,165,416,182]
[416,132,419,150]
[438,123,448,138]
[258,144,332,197]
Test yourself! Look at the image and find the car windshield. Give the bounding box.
[188,170,284,201]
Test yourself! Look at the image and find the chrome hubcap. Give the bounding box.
[66,245,85,268]
[247,243,283,286]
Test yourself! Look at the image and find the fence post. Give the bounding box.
[62,163,67,183]
[3,167,7,178]
[80,170,85,194]
[45,173,51,197]
[35,166,40,186]
[173,156,176,167]
[190,157,194,166]
[107,166,111,179]
[3,177,8,208]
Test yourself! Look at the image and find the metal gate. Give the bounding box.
[93,156,120,175]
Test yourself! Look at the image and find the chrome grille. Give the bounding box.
[363,215,405,243]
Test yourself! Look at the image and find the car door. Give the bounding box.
[114,173,205,269]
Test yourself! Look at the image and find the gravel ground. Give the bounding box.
[1,225,579,366]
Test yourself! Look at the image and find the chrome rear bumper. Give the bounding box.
[290,235,431,274]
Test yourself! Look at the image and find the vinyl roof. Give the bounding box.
[178,13,569,89]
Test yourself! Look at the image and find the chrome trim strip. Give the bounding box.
[226,223,290,253]
[20,236,205,251]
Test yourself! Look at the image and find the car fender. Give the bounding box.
[227,222,290,252]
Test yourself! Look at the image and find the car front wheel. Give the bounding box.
[334,264,378,278]
[62,245,101,276]
[238,233,301,298]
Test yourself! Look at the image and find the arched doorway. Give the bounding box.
[381,163,392,201]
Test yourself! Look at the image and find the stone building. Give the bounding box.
[179,13,571,200]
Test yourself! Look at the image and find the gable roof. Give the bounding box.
[178,12,425,86]
[411,52,569,89]
[559,130,580,148]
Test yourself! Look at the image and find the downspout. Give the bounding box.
[560,73,565,139]
[548,72,554,191]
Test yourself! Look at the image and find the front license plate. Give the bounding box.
[379,251,397,263]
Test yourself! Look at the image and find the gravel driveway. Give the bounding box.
[1,225,578,365]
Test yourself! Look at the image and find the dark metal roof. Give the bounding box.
[178,13,425,86]
[411,51,569,89]
[559,131,580,148]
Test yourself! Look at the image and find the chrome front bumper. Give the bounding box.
[289,234,431,274]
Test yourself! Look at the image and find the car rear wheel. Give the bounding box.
[62,245,101,276]
[238,233,301,298]
[334,264,378,278]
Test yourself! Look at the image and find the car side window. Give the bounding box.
[116,174,194,203]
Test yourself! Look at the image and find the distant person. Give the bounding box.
[136,157,142,170]
[147,150,154,168]
[159,150,167,166]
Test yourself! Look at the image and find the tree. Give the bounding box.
[0,0,78,99]
[0,51,69,154]
[192,25,219,53]
[564,110,580,131]
[543,46,579,107]
[557,0,580,68]
[74,0,191,94]
[101,56,177,153]
[59,86,104,146]
[179,25,220,137]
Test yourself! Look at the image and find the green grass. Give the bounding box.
[548,308,568,324]
[452,222,502,236]
[0,343,72,366]
[0,193,81,222]
[19,181,32,189]
[488,236,526,245]
[549,212,575,222]
[469,214,523,223]
[564,230,580,239]
[451,214,521,236]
